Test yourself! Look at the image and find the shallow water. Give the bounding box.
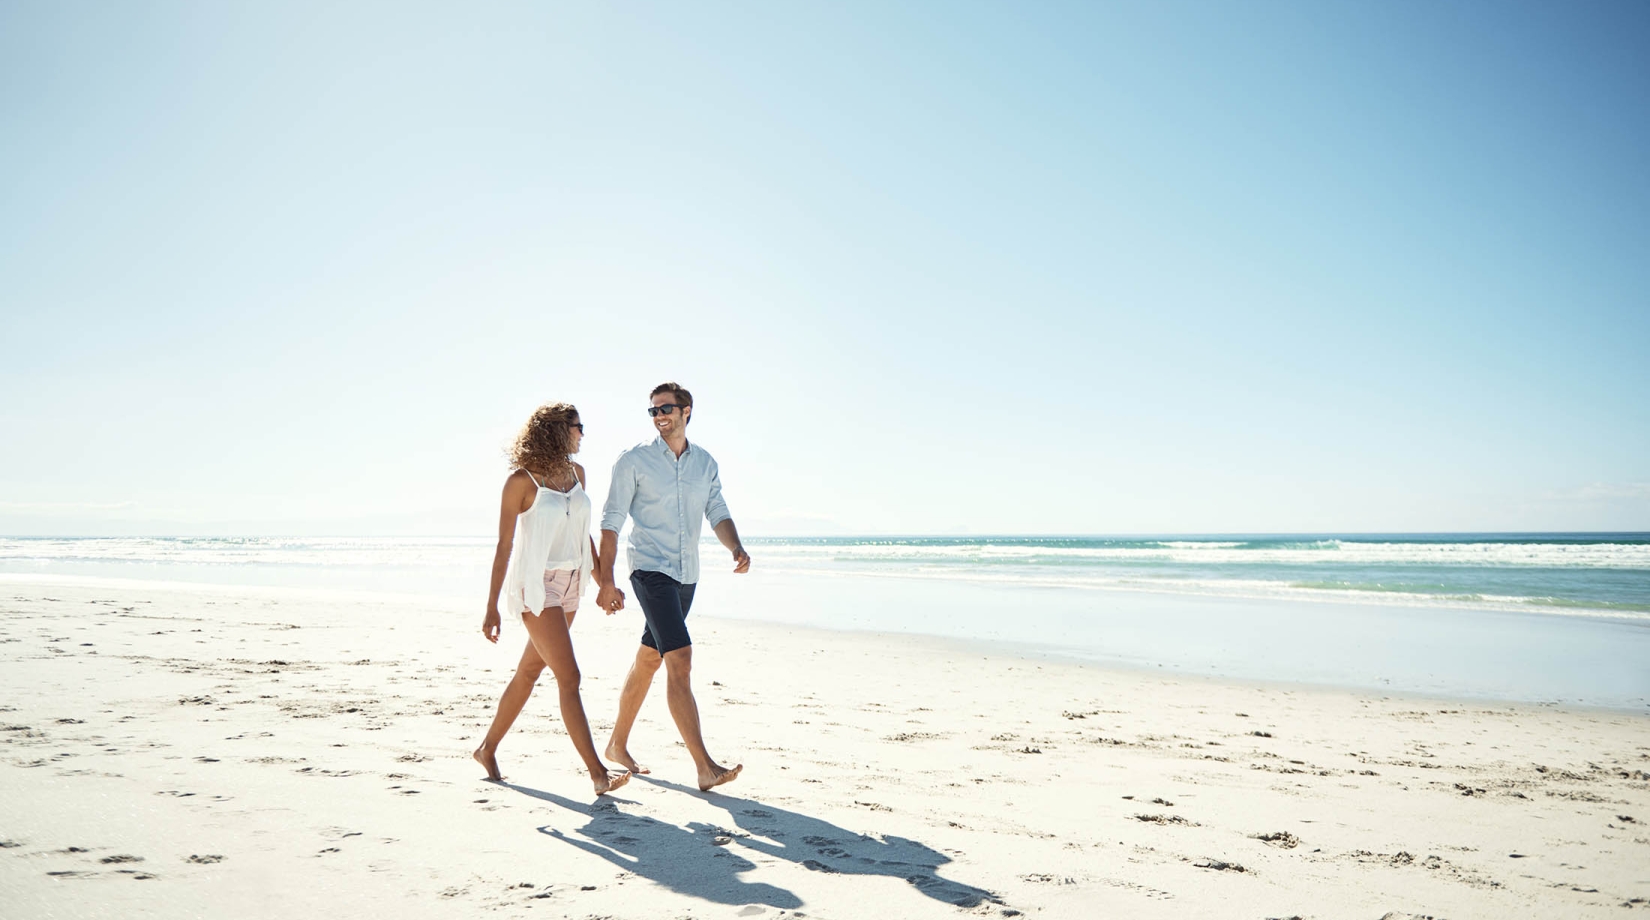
[698,567,1650,711]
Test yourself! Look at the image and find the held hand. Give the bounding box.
[597,584,626,615]
[732,546,751,574]
[482,608,501,644]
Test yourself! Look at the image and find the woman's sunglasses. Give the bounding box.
[570,422,585,433]
[646,404,686,417]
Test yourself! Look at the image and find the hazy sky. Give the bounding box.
[3,1,1647,536]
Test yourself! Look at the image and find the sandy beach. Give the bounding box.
[2,577,1647,919]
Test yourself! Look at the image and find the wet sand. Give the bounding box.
[2,578,1647,918]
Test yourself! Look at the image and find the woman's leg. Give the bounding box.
[473,640,547,781]
[520,606,629,795]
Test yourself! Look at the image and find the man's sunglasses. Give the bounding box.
[647,404,687,417]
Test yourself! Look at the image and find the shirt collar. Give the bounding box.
[651,436,692,456]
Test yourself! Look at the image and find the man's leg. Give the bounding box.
[661,644,742,791]
[605,644,662,774]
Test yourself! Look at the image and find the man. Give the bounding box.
[597,381,749,792]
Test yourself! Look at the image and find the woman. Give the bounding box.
[474,402,629,795]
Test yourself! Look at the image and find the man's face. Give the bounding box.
[650,391,690,438]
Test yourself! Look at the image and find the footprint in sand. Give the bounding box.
[185,854,225,864]
[1133,814,1195,826]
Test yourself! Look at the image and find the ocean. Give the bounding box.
[4,534,1648,709]
[752,534,1650,617]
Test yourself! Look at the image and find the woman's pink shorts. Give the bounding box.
[535,569,580,613]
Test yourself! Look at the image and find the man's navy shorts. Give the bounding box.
[631,569,696,655]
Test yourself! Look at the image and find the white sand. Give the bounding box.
[2,577,1647,919]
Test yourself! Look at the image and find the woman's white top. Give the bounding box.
[498,469,594,615]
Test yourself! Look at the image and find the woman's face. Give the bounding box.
[568,416,583,454]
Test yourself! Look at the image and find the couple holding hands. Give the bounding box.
[474,382,749,795]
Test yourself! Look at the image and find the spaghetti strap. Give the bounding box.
[524,470,544,489]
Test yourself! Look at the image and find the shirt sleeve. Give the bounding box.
[704,458,732,528]
[601,452,636,534]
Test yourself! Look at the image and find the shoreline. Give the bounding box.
[5,530,1648,625]
[6,559,1650,624]
[803,565,1650,623]
[6,571,1650,714]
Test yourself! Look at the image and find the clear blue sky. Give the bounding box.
[2,0,1647,536]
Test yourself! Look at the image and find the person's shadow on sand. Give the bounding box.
[515,778,1001,911]
[508,782,802,909]
[643,777,1003,909]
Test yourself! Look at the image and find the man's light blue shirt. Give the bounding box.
[600,437,732,585]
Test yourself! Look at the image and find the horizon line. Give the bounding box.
[4,530,1650,540]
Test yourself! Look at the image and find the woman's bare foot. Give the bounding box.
[473,744,503,781]
[593,769,631,796]
[697,762,743,792]
[604,743,651,775]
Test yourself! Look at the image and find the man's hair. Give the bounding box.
[650,381,692,424]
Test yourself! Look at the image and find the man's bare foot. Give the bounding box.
[604,743,651,775]
[473,744,502,782]
[593,769,631,796]
[697,762,743,792]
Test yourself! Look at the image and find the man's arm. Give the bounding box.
[596,453,636,612]
[596,529,625,613]
[712,518,750,574]
[704,459,747,573]
[598,529,621,590]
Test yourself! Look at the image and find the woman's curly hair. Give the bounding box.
[509,402,579,480]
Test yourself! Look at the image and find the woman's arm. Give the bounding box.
[482,472,530,643]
